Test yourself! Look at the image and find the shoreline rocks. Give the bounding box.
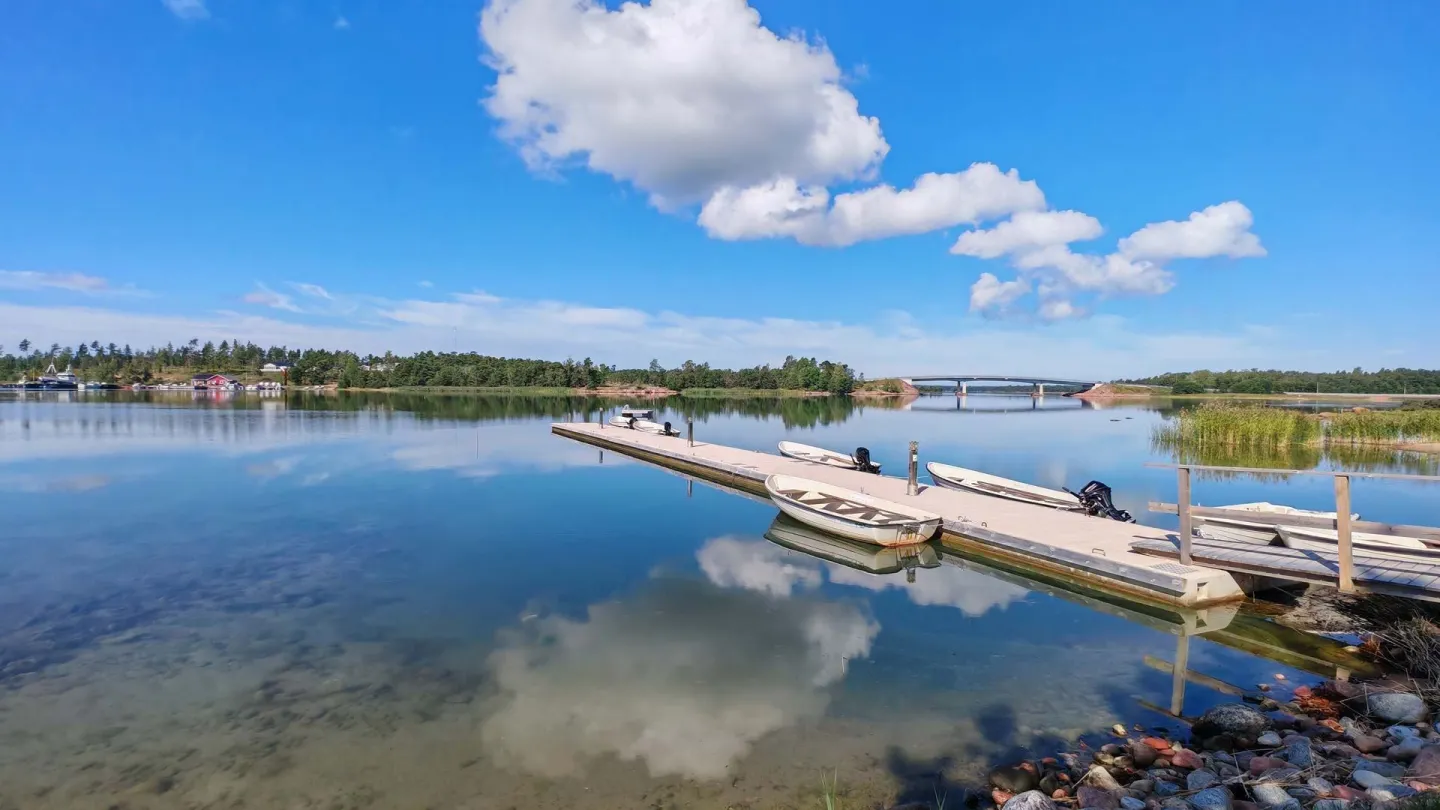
[977,691,1440,810]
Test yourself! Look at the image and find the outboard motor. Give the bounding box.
[851,447,882,475]
[1070,480,1134,522]
[663,421,678,437]
[626,416,637,429]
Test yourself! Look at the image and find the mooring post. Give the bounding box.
[599,409,605,429]
[907,441,919,496]
[1177,466,1193,565]
[687,419,694,448]
[1335,474,1354,592]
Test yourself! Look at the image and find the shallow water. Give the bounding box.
[0,391,1432,810]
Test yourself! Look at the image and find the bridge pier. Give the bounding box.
[958,382,968,396]
[1032,383,1045,398]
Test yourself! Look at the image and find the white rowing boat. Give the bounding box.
[765,474,941,547]
[1276,525,1438,562]
[925,461,1082,511]
[777,441,881,473]
[1197,502,1361,545]
[764,514,940,575]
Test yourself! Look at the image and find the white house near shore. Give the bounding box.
[261,362,292,374]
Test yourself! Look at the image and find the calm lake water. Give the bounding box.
[1,391,1435,810]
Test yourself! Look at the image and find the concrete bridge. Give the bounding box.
[900,374,1100,397]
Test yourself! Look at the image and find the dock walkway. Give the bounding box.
[552,422,1244,607]
[1133,536,1440,602]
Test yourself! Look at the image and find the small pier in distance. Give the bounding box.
[551,422,1245,607]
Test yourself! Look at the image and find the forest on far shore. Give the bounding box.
[1124,368,1440,395]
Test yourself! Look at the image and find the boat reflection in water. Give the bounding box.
[763,513,939,583]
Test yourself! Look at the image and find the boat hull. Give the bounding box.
[926,462,1082,511]
[765,475,941,548]
[777,441,877,471]
[765,515,939,574]
[1277,526,1438,563]
[609,416,676,435]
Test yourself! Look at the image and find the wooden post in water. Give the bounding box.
[907,441,919,496]
[1177,466,1193,565]
[1336,474,1354,592]
[687,419,694,448]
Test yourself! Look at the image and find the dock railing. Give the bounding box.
[1146,463,1440,593]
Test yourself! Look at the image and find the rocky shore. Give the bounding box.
[982,684,1440,810]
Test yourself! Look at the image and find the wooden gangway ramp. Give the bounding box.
[551,422,1244,607]
[1133,535,1440,602]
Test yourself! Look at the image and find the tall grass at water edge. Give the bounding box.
[1151,403,1320,449]
[1152,404,1440,467]
[1327,409,1440,443]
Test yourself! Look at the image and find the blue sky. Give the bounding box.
[1,0,1436,377]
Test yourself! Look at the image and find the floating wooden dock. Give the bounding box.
[1133,535,1440,602]
[551,422,1245,607]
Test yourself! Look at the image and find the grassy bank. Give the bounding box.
[1153,403,1440,455]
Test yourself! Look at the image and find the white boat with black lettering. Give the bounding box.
[764,474,941,547]
[608,415,679,436]
[1275,525,1437,562]
[777,441,881,473]
[1196,502,1360,545]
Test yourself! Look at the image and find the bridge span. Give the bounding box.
[899,374,1100,396]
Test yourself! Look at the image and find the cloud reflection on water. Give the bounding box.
[697,536,1030,617]
[480,577,878,780]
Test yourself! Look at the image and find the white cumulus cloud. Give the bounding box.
[700,164,1045,247]
[480,0,886,208]
[963,202,1263,319]
[477,0,1268,320]
[1118,200,1267,261]
[969,272,1031,314]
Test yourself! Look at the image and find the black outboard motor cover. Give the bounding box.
[663,420,677,437]
[1073,480,1134,522]
[852,447,881,474]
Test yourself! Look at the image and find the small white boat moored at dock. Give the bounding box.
[1276,525,1438,562]
[926,461,1082,511]
[619,406,655,419]
[608,415,680,436]
[777,441,881,473]
[1196,502,1361,545]
[764,514,939,575]
[764,474,941,547]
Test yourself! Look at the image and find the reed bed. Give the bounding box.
[1153,404,1440,474]
[1326,409,1440,443]
[1151,403,1320,450]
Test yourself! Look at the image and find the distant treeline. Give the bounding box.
[1123,368,1440,395]
[0,338,856,393]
